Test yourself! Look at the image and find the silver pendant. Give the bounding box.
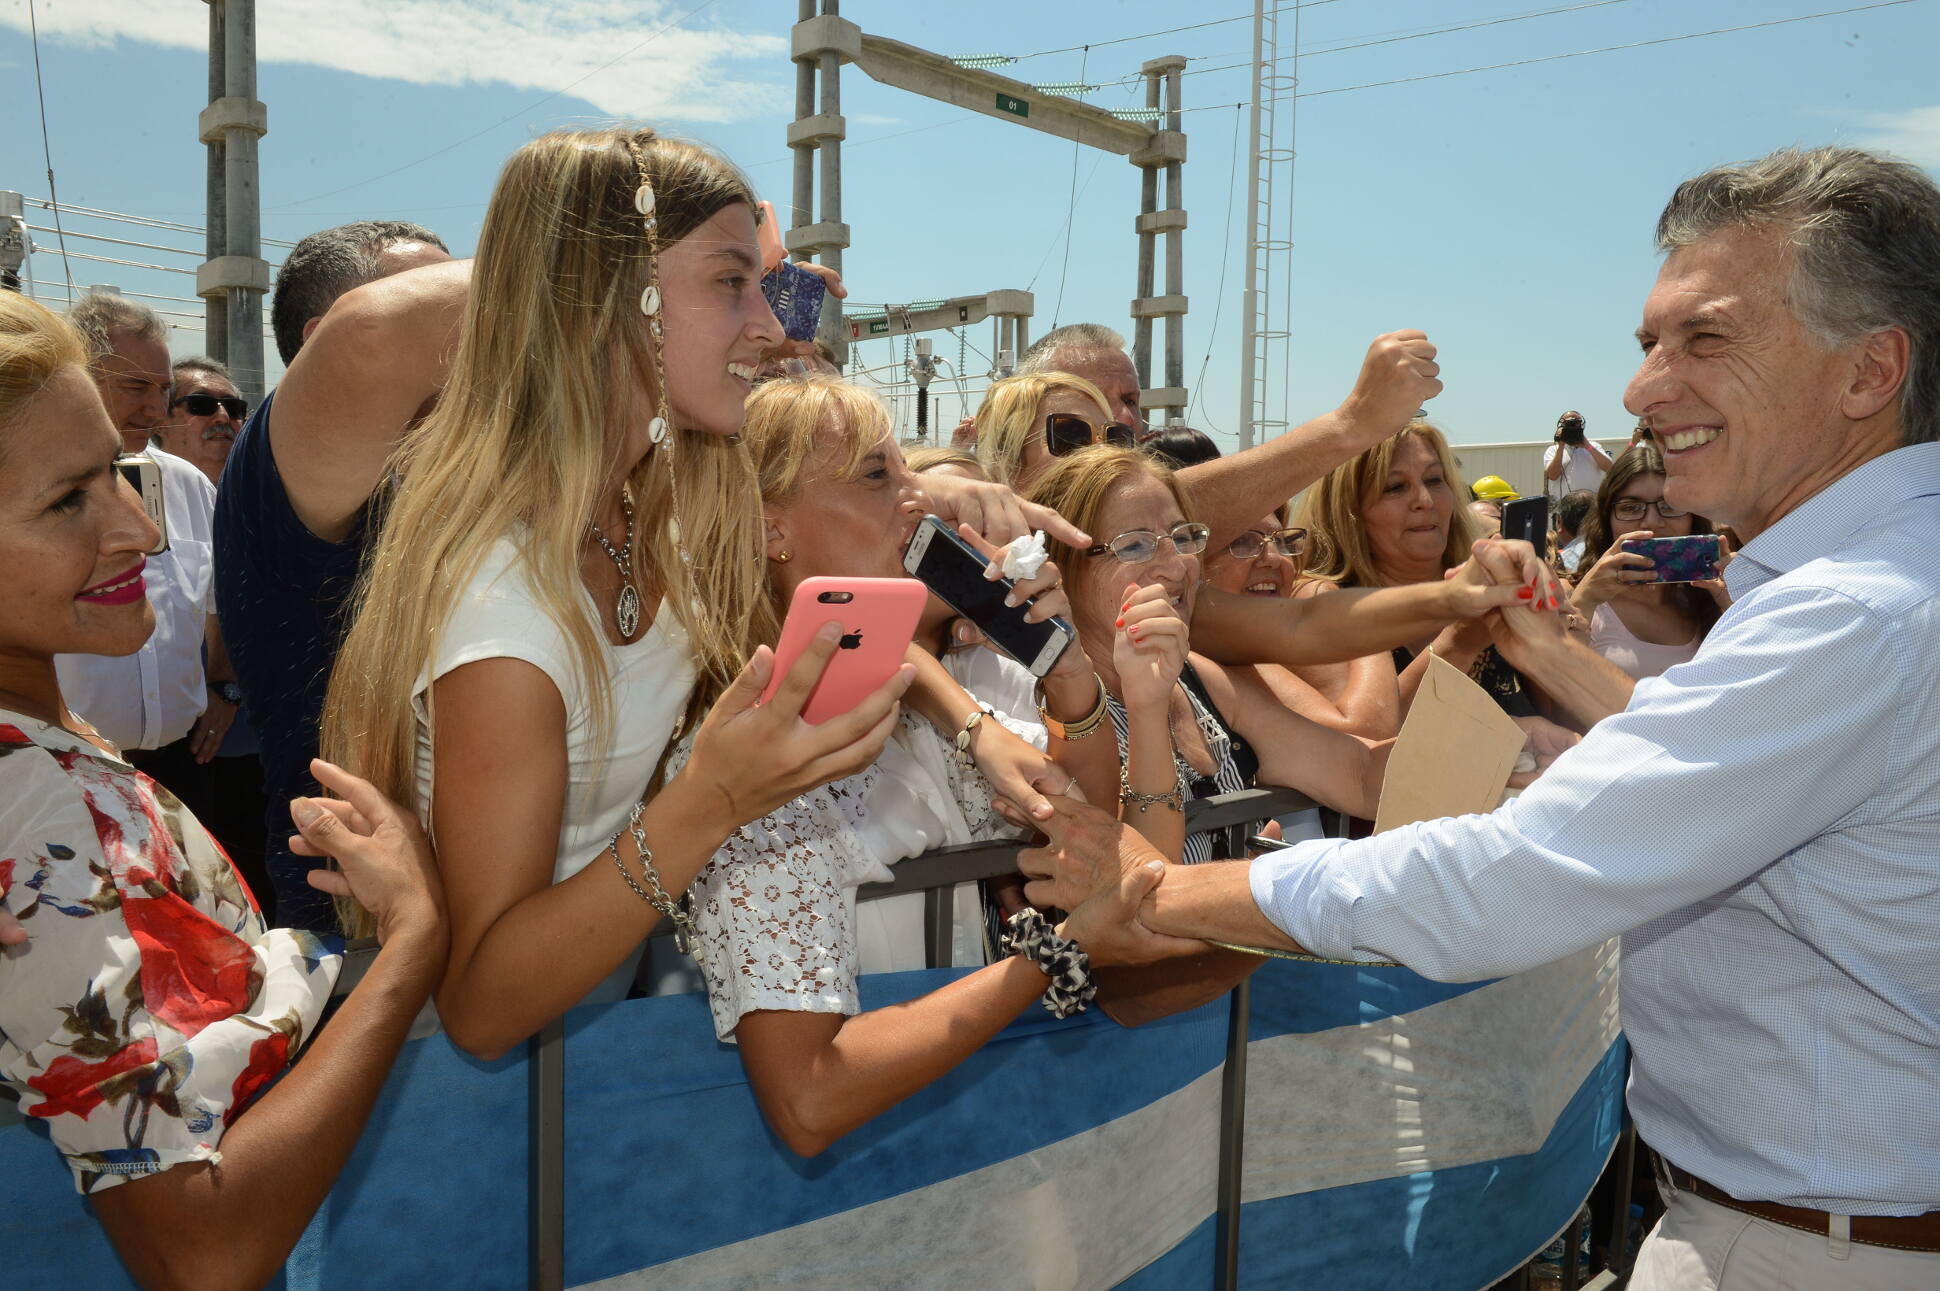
[616,583,641,639]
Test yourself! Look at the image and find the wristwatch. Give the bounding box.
[211,681,244,706]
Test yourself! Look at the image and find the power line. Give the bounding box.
[1179,0,1924,111]
[25,0,74,296]
[31,245,197,275]
[274,0,728,210]
[1188,104,1247,431]
[1111,0,1644,87]
[22,198,298,249]
[1012,0,1358,61]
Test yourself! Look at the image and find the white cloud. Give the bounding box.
[1850,105,1940,170]
[3,0,786,123]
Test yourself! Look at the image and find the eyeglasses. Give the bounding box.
[1224,527,1308,561]
[1045,413,1135,457]
[1612,498,1688,522]
[1087,521,1211,564]
[172,393,248,421]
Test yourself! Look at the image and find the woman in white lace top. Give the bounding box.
[674,379,1187,1156]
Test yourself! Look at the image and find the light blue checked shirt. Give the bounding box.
[1251,442,1940,1215]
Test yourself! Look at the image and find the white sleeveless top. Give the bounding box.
[1588,602,1700,681]
[411,537,695,1005]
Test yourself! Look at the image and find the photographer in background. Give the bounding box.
[1543,409,1612,502]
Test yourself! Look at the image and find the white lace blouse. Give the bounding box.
[672,649,1044,1042]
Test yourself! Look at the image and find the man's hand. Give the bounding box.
[923,472,1089,550]
[189,691,238,765]
[1336,330,1442,448]
[1058,857,1207,967]
[1016,793,1165,912]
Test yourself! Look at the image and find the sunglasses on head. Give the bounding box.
[1087,521,1211,565]
[1045,413,1135,457]
[1225,527,1308,561]
[172,393,248,421]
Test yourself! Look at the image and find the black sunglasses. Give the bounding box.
[172,393,248,421]
[1045,413,1135,457]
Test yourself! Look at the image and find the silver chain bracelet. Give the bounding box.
[608,798,696,955]
[1000,907,1097,1018]
[1118,764,1187,815]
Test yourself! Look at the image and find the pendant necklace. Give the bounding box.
[589,491,642,640]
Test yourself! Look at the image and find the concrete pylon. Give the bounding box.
[197,0,270,402]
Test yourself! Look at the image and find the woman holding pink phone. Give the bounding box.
[1567,443,1731,680]
[669,377,1183,1156]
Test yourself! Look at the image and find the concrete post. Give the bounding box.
[1132,67,1160,396]
[204,0,228,362]
[196,0,270,403]
[1162,61,1185,422]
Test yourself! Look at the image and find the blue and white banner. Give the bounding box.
[0,951,1622,1290]
[1238,940,1626,1290]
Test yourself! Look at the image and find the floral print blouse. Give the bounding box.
[0,712,340,1194]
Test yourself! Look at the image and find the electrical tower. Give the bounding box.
[1238,0,1296,451]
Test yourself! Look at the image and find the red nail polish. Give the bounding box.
[1517,587,1534,600]
[1115,617,1125,628]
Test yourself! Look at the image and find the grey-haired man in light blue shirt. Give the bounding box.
[1025,146,1940,1291]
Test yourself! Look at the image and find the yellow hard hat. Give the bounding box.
[1471,475,1519,501]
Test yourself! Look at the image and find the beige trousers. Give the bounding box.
[1630,1184,1940,1291]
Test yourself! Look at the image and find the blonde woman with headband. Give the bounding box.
[321,128,916,1061]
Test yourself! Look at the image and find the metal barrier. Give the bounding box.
[4,785,1630,1289]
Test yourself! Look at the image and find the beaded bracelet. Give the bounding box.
[608,798,696,954]
[954,707,993,771]
[1001,907,1097,1018]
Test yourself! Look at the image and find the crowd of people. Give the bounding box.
[1,131,1936,1291]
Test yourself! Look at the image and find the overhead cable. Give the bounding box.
[1178,0,1923,111]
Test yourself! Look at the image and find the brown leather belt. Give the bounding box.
[1657,1157,1940,1254]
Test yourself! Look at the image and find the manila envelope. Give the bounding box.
[1372,652,1527,835]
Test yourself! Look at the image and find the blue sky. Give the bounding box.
[3,0,1935,447]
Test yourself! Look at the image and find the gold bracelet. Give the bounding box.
[1037,673,1109,742]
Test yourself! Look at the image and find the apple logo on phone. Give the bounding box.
[838,628,864,650]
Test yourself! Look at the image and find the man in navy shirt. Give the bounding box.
[214,221,452,929]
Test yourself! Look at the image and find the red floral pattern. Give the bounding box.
[26,1038,160,1121]
[226,1030,292,1126]
[0,711,341,1193]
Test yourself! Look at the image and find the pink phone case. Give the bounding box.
[759,577,927,725]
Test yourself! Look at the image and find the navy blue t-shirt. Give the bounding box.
[213,391,373,930]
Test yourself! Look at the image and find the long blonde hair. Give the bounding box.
[972,371,1111,485]
[320,128,769,927]
[1297,420,1481,586]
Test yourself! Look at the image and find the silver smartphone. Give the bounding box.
[114,453,170,554]
[903,515,1075,677]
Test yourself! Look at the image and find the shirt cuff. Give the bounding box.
[1247,839,1362,959]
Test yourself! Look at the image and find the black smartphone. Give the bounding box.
[760,260,829,343]
[114,453,170,554]
[903,515,1076,677]
[1500,495,1549,556]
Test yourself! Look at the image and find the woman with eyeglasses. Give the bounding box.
[971,372,1136,488]
[1567,442,1729,680]
[1027,447,1392,867]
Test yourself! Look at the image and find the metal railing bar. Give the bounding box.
[531,1019,566,1291]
